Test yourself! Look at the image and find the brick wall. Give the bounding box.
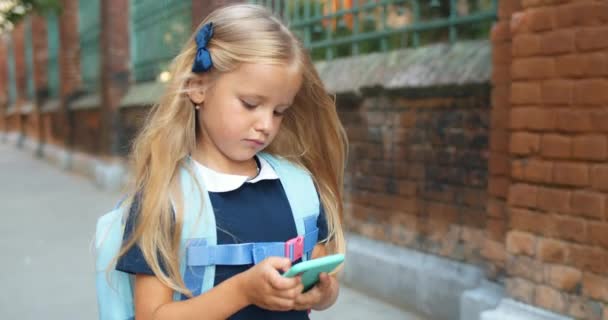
[483,0,521,281]
[71,109,101,155]
[502,1,608,318]
[0,39,7,132]
[341,86,491,265]
[31,14,48,102]
[56,0,81,147]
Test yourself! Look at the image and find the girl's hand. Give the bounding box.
[293,272,339,311]
[239,257,304,311]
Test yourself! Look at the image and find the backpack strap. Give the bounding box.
[257,153,320,253]
[179,153,321,299]
[185,224,319,267]
[177,161,217,300]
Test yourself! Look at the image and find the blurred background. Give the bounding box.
[1,0,607,319]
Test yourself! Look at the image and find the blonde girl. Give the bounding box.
[114,4,347,319]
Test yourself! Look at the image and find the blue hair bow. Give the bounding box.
[192,22,214,73]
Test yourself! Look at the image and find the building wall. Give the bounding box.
[341,87,490,266]
[500,0,608,318]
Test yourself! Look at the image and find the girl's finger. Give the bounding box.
[265,297,296,311]
[269,272,300,290]
[276,283,304,299]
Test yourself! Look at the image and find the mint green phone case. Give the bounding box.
[283,254,345,291]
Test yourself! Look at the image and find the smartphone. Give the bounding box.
[283,254,345,292]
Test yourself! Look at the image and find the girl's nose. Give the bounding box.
[254,110,274,133]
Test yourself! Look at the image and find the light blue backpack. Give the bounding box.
[95,153,321,319]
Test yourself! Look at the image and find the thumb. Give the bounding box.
[318,273,331,289]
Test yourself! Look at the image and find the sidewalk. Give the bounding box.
[0,142,419,319]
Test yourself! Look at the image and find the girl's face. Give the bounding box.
[194,63,302,169]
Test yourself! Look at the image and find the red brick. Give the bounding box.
[574,79,608,106]
[554,215,587,243]
[489,176,509,198]
[509,183,538,208]
[499,0,523,20]
[512,159,553,183]
[535,285,566,314]
[541,134,572,159]
[584,52,608,77]
[542,80,573,105]
[555,54,585,78]
[510,208,556,236]
[491,21,511,43]
[510,11,529,35]
[492,85,510,111]
[487,199,506,218]
[506,277,535,304]
[553,162,589,187]
[537,187,571,214]
[538,238,569,264]
[591,165,608,192]
[571,190,605,220]
[513,34,542,57]
[511,82,541,105]
[545,265,582,292]
[556,2,608,28]
[590,110,608,132]
[510,107,556,131]
[489,153,509,176]
[493,42,512,65]
[521,0,544,9]
[589,223,608,250]
[486,217,507,241]
[482,239,506,263]
[576,27,608,51]
[512,58,556,80]
[569,245,607,275]
[540,30,575,55]
[528,7,556,32]
[510,132,540,155]
[583,273,608,303]
[508,255,544,282]
[572,135,608,161]
[506,231,536,256]
[556,109,593,133]
[492,64,511,85]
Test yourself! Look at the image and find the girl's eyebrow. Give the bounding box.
[241,93,293,107]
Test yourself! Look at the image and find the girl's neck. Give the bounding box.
[191,145,258,178]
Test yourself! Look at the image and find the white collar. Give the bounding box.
[192,156,279,192]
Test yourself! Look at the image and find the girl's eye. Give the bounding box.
[240,100,257,109]
[273,109,287,117]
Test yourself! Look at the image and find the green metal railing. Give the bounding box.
[25,17,35,99]
[7,37,17,106]
[131,0,192,82]
[78,0,100,93]
[250,0,497,60]
[47,12,60,98]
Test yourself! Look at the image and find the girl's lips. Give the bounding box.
[244,139,265,147]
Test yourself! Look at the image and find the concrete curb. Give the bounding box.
[461,280,505,320]
[342,233,486,320]
[481,299,573,320]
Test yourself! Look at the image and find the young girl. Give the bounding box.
[112,4,347,320]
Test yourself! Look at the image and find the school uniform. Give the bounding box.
[116,155,329,319]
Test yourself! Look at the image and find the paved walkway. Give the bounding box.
[0,141,420,319]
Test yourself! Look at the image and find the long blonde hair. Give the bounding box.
[116,4,348,297]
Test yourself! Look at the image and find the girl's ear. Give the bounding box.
[186,74,208,105]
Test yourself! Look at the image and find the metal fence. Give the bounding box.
[78,0,100,94]
[46,12,60,99]
[250,0,497,60]
[130,0,192,83]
